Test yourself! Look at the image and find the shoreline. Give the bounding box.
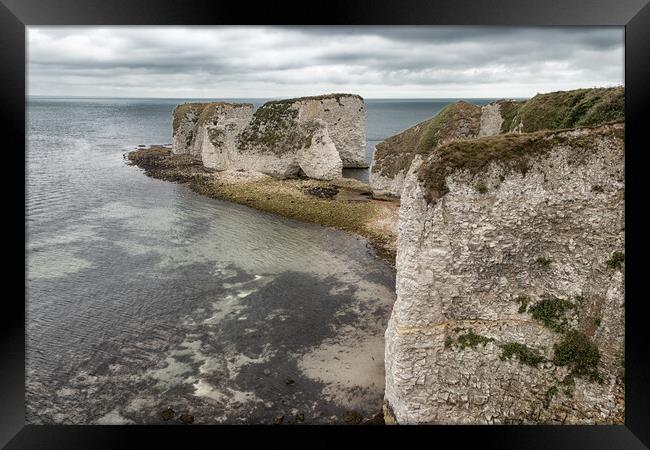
[126,146,399,266]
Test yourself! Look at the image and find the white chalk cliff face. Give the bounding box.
[171,94,365,180]
[192,103,255,170]
[477,102,505,137]
[171,103,205,157]
[384,123,625,424]
[292,95,367,168]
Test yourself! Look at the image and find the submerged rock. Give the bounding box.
[304,186,339,199]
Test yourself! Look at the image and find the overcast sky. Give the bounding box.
[27,26,624,99]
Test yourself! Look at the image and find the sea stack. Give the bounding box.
[171,93,367,181]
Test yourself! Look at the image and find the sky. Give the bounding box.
[27,26,624,99]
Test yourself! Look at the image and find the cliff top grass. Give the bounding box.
[417,121,624,202]
[172,103,206,132]
[502,86,624,133]
[173,101,254,132]
[371,101,481,178]
[266,93,363,106]
[498,100,527,132]
[372,86,624,181]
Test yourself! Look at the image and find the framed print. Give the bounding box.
[2,0,649,447]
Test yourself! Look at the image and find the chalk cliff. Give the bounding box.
[384,122,625,424]
[171,94,366,181]
[290,94,367,168]
[370,87,624,198]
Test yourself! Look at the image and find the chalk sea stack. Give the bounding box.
[171,93,367,181]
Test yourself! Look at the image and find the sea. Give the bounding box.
[25,96,498,424]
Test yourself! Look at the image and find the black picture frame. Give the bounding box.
[2,0,649,448]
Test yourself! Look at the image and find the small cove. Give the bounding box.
[26,96,495,424]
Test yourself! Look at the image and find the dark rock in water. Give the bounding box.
[343,410,363,424]
[138,144,146,147]
[161,407,174,421]
[295,413,305,423]
[305,186,339,199]
[274,415,284,425]
[179,414,194,424]
[285,378,295,385]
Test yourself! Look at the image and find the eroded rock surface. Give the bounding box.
[171,94,366,181]
[384,123,625,424]
[292,94,367,168]
[369,101,481,198]
[369,87,624,198]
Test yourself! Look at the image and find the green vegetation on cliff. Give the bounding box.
[238,101,319,155]
[499,342,546,367]
[606,251,625,269]
[501,86,624,133]
[416,122,624,202]
[371,102,481,178]
[528,295,576,333]
[553,330,601,382]
[172,103,206,133]
[498,100,527,132]
[373,87,624,192]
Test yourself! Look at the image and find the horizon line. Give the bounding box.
[26,94,530,100]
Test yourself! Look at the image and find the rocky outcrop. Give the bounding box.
[188,102,255,166]
[290,94,367,168]
[384,122,625,424]
[296,120,343,180]
[171,94,365,181]
[172,103,209,157]
[477,102,506,137]
[217,99,343,179]
[369,86,624,198]
[369,102,482,199]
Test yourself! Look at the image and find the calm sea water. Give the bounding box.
[25,96,497,424]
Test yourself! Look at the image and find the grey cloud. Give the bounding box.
[27,26,623,98]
